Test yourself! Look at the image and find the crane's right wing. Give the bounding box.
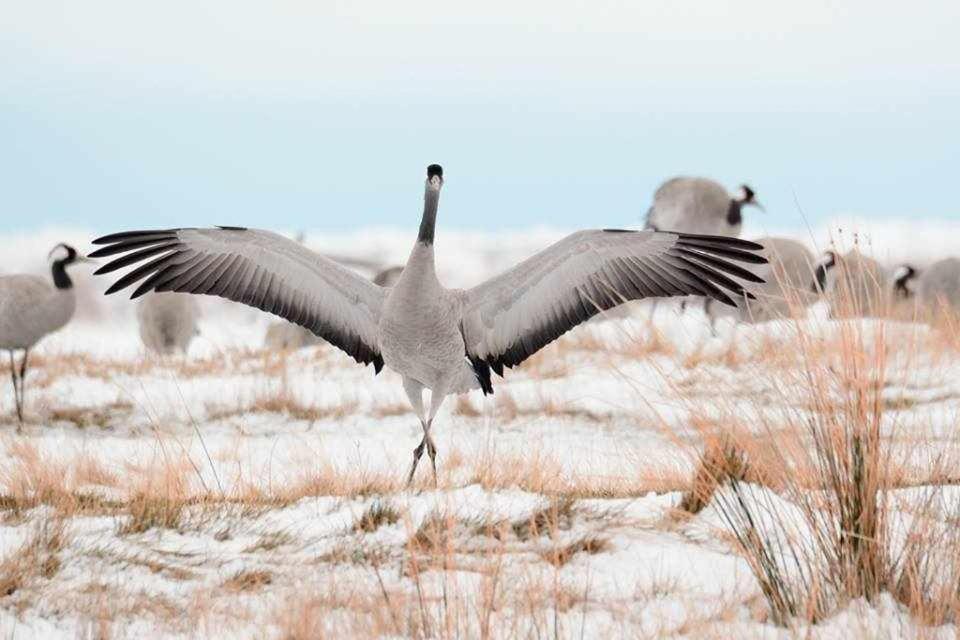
[460,229,766,376]
[91,227,387,372]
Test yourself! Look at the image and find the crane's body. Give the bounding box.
[137,292,200,355]
[705,237,818,327]
[0,244,87,424]
[93,165,767,484]
[894,258,960,311]
[0,275,75,349]
[380,244,477,398]
[645,177,760,237]
[815,250,890,318]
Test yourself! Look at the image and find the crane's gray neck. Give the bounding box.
[417,190,440,245]
[51,260,73,290]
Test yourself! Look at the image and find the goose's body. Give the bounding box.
[137,292,200,355]
[1,244,87,423]
[705,237,818,326]
[92,165,767,483]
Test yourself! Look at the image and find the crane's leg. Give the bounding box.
[18,349,29,420]
[8,351,22,424]
[424,392,448,487]
[403,377,428,486]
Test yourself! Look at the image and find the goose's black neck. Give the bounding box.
[51,260,73,290]
[418,189,440,245]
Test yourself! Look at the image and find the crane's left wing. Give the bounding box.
[91,227,387,371]
[460,229,766,381]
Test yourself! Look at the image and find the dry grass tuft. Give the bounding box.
[679,437,752,515]
[511,498,576,540]
[244,531,295,553]
[120,492,185,535]
[541,535,611,567]
[46,400,135,429]
[354,500,401,533]
[702,273,960,627]
[0,518,66,598]
[222,569,273,592]
[409,511,455,553]
[208,391,358,423]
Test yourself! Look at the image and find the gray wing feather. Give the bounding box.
[92,227,387,371]
[460,229,765,372]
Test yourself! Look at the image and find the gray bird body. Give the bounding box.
[136,292,200,355]
[645,177,748,237]
[908,258,960,310]
[93,165,767,484]
[705,237,818,325]
[379,244,478,396]
[263,322,321,350]
[263,265,403,351]
[0,274,76,350]
[817,250,890,317]
[1,244,87,423]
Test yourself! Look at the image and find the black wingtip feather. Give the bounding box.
[92,229,179,245]
[676,233,765,252]
[93,226,386,376]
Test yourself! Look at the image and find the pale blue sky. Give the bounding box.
[2,1,958,233]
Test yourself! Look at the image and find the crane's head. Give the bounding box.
[426,164,444,192]
[736,184,764,212]
[48,243,95,266]
[893,264,918,299]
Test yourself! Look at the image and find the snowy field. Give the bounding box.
[2,225,960,638]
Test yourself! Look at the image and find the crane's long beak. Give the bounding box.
[750,201,767,213]
[76,255,98,265]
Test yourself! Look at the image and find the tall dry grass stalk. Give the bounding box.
[677,256,960,626]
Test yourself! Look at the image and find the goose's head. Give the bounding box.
[426,164,444,192]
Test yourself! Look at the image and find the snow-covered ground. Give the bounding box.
[1,226,960,638]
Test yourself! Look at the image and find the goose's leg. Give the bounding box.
[424,392,448,487]
[8,351,22,424]
[403,377,428,486]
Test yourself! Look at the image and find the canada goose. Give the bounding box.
[644,177,763,237]
[263,266,403,350]
[137,292,200,355]
[91,164,766,485]
[0,244,91,423]
[813,249,890,317]
[895,258,960,310]
[704,237,818,329]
